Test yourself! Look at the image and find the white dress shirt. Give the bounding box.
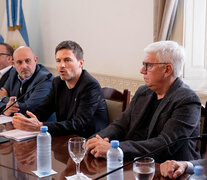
[186,161,194,174]
[0,65,12,79]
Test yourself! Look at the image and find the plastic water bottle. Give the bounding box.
[107,140,123,180]
[189,165,206,180]
[37,126,51,175]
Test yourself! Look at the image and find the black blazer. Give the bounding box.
[0,67,13,88]
[97,78,201,162]
[32,70,109,138]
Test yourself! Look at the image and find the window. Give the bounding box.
[183,0,207,90]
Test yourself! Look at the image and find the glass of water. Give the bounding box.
[68,137,86,175]
[133,157,155,180]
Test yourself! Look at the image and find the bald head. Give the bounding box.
[13,46,34,57]
[13,46,38,80]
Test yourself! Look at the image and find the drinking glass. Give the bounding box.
[68,137,86,175]
[133,157,155,180]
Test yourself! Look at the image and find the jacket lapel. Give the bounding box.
[147,97,170,138]
[125,91,154,139]
[147,78,183,138]
[65,70,85,120]
[0,67,12,88]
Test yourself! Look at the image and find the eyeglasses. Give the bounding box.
[0,53,10,56]
[142,62,169,71]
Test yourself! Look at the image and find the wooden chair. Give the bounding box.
[102,87,131,123]
[199,102,207,156]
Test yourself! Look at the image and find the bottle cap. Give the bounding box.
[40,126,48,132]
[110,140,119,148]
[194,165,204,175]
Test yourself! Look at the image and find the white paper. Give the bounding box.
[0,115,12,124]
[32,169,57,178]
[0,129,39,141]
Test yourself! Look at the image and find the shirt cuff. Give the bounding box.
[185,161,194,174]
[0,96,7,102]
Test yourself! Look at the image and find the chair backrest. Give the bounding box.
[200,102,207,156]
[102,87,131,123]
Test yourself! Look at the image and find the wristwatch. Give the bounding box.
[0,96,6,103]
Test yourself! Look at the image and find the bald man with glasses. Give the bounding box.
[86,41,201,163]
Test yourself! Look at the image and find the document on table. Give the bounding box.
[0,129,39,141]
[0,115,12,124]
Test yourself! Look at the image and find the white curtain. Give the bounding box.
[153,0,183,43]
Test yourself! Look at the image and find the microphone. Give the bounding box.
[0,73,52,115]
[94,134,207,180]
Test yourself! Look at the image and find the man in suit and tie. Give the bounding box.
[86,41,201,162]
[0,43,13,89]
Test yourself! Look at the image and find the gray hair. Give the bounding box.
[144,41,185,77]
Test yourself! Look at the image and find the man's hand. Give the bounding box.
[3,97,20,116]
[160,160,188,179]
[86,134,110,158]
[0,88,8,97]
[13,141,37,173]
[12,111,43,131]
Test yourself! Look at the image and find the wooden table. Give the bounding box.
[0,125,190,179]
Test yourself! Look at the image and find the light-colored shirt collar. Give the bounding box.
[0,65,12,78]
[17,74,33,83]
[17,74,33,95]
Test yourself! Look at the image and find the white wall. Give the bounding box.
[23,0,153,80]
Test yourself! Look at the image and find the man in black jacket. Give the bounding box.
[86,41,200,162]
[12,40,109,137]
[0,43,13,89]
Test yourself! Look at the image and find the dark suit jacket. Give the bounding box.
[0,67,13,88]
[0,64,53,114]
[32,70,109,138]
[97,78,201,162]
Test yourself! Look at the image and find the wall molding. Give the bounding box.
[47,67,207,104]
[91,73,144,96]
[46,67,144,96]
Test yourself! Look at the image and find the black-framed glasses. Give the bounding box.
[0,53,10,56]
[142,62,169,71]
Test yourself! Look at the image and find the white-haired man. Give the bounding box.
[86,41,201,163]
